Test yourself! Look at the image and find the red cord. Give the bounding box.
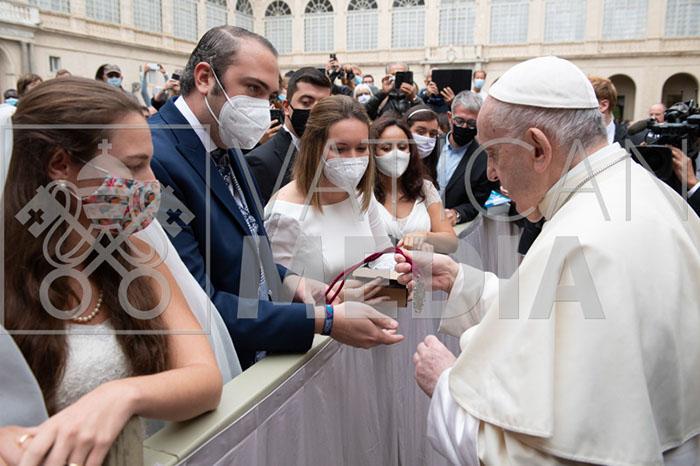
[324,246,413,304]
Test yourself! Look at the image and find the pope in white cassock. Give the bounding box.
[395,56,700,465]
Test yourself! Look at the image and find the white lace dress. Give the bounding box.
[55,320,131,411]
[55,320,143,466]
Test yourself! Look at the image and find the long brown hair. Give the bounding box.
[4,77,168,414]
[371,116,426,205]
[293,95,375,211]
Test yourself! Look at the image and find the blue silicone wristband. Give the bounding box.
[322,304,334,336]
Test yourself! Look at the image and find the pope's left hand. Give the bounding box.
[413,335,456,397]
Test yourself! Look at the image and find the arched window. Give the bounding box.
[544,0,586,43]
[662,73,699,107]
[347,0,377,51]
[304,0,334,52]
[265,1,293,53]
[235,0,254,31]
[439,0,475,46]
[133,0,162,32]
[490,0,528,44]
[207,0,227,29]
[173,0,198,41]
[86,0,120,23]
[602,0,647,39]
[609,74,637,121]
[665,0,700,37]
[392,0,424,49]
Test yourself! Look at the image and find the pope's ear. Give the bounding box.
[526,127,552,173]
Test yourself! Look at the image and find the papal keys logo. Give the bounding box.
[15,140,195,321]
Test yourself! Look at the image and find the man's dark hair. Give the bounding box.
[3,89,18,100]
[180,26,278,96]
[284,70,295,78]
[287,67,331,101]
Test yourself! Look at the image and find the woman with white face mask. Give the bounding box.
[353,83,374,106]
[263,96,394,290]
[372,117,457,254]
[405,105,441,186]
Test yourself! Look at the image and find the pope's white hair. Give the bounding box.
[483,97,607,152]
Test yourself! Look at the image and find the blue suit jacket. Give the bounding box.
[149,98,314,368]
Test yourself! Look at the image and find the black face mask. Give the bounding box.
[290,106,311,138]
[451,123,477,147]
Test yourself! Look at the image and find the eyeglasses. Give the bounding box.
[452,118,476,129]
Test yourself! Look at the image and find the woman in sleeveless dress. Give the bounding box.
[2,77,222,466]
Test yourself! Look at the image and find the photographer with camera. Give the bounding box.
[630,100,700,216]
[154,67,183,111]
[418,68,453,114]
[325,55,353,97]
[364,62,423,119]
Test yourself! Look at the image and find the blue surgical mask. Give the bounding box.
[4,97,18,106]
[354,76,363,86]
[474,78,485,90]
[278,94,287,102]
[107,77,122,88]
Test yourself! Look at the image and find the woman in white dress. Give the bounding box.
[371,115,458,254]
[264,95,395,288]
[2,78,222,466]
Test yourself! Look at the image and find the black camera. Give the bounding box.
[642,100,700,149]
[632,100,700,192]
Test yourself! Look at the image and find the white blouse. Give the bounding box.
[378,179,442,244]
[264,193,394,283]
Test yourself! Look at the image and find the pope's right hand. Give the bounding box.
[394,250,459,294]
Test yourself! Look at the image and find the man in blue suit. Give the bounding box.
[149,26,402,368]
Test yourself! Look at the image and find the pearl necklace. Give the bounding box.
[72,291,104,323]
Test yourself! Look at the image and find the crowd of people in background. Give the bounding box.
[1,23,699,466]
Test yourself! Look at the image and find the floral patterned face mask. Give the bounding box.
[79,175,161,234]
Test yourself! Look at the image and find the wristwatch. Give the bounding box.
[321,304,334,336]
[454,210,462,224]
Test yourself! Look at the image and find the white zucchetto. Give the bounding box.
[489,56,599,109]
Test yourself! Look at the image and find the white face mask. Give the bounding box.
[375,149,410,178]
[205,71,271,150]
[323,156,369,193]
[412,132,437,159]
[357,94,371,104]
